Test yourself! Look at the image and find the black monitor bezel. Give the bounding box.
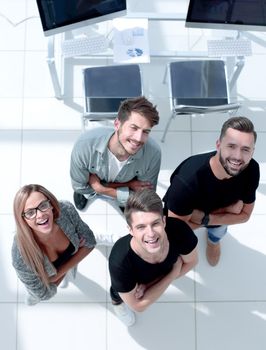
[185,0,266,32]
[36,0,127,36]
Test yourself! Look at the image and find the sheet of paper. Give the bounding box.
[112,18,150,63]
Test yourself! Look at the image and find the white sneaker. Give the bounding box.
[113,303,136,327]
[25,293,39,306]
[95,233,121,246]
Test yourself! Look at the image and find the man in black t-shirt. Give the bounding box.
[164,116,260,266]
[109,189,198,326]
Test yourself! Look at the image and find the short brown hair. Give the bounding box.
[118,96,159,127]
[124,189,163,227]
[220,116,257,143]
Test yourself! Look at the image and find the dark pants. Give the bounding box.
[110,286,123,304]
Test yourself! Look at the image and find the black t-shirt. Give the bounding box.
[52,241,75,269]
[163,151,260,215]
[109,217,198,294]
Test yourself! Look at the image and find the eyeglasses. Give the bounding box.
[22,200,52,220]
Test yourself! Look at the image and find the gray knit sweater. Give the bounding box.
[12,201,96,301]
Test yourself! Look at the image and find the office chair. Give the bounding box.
[82,64,142,129]
[161,59,240,142]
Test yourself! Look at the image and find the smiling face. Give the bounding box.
[216,127,255,177]
[113,111,152,158]
[23,191,54,237]
[129,211,167,258]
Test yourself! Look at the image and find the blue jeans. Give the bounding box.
[206,225,228,244]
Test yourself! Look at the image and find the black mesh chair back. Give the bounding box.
[83,64,142,126]
[161,59,240,142]
[170,60,228,107]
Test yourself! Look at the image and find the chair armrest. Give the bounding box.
[83,112,117,121]
[174,103,240,115]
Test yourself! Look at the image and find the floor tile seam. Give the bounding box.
[15,284,18,350]
[157,127,220,134]
[249,212,266,216]
[9,300,266,305]
[20,129,81,133]
[109,300,195,305]
[194,299,266,303]
[105,230,109,350]
[0,48,47,54]
[153,129,193,133]
[19,23,27,189]
[7,299,261,306]
[13,301,110,305]
[193,268,198,350]
[0,49,43,53]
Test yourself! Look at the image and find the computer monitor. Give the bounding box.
[36,0,127,36]
[185,0,266,32]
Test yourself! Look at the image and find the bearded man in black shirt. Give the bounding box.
[164,116,260,267]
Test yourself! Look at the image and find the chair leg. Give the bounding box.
[161,112,176,143]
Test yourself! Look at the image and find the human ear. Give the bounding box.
[127,225,133,236]
[114,118,120,131]
[216,139,221,151]
[163,216,166,228]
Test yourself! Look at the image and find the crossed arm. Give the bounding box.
[118,247,198,313]
[49,238,94,285]
[168,200,255,230]
[88,173,153,199]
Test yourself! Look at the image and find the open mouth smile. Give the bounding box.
[129,139,141,148]
[37,218,49,225]
[144,237,159,245]
[227,159,242,168]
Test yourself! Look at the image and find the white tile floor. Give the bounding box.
[1,0,266,349]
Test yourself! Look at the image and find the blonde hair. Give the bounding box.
[13,184,60,288]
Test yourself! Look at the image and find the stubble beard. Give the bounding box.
[219,152,248,177]
[117,128,142,158]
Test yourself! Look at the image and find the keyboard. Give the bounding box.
[207,39,252,57]
[61,35,108,57]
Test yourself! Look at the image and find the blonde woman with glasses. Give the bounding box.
[12,184,96,305]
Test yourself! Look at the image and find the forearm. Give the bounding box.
[94,184,117,198]
[179,259,197,277]
[88,173,120,198]
[53,275,66,286]
[168,209,200,230]
[106,179,153,192]
[190,202,253,227]
[106,181,130,189]
[54,246,94,280]
[187,221,202,230]
[190,212,248,227]
[90,177,131,206]
[208,211,250,226]
[95,178,156,202]
[139,260,196,307]
[121,270,178,312]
